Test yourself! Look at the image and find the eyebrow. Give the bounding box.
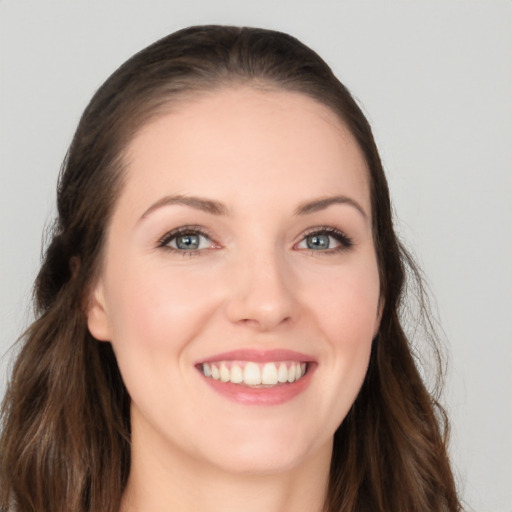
[139,193,368,221]
[140,194,229,220]
[294,195,368,220]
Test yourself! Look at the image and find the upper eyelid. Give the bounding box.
[296,226,353,241]
[300,226,344,235]
[157,225,214,247]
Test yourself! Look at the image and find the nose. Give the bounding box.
[224,248,298,331]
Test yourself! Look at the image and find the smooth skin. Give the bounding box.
[87,87,382,512]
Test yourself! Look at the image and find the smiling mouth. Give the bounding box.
[197,361,308,388]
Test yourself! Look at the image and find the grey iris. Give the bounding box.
[176,234,200,250]
[307,234,330,250]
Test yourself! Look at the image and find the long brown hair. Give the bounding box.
[0,25,461,512]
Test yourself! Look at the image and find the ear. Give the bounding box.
[86,279,112,342]
[373,296,384,338]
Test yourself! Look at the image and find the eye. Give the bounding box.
[158,227,215,252]
[296,228,353,252]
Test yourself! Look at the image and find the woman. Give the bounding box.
[0,25,461,512]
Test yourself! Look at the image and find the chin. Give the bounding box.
[198,428,331,476]
[209,448,309,476]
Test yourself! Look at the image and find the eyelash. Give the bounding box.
[156,225,354,256]
[298,226,354,254]
[157,225,215,257]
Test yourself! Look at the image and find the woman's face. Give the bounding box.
[87,87,382,475]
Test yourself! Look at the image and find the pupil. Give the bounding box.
[307,234,329,250]
[177,234,199,250]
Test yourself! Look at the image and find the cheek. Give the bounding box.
[310,260,381,340]
[103,258,223,355]
[306,259,379,400]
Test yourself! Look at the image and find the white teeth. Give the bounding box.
[261,362,278,385]
[220,363,230,382]
[230,363,243,383]
[201,360,308,387]
[277,362,288,383]
[244,362,261,385]
[287,363,296,382]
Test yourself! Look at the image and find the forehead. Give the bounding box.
[121,86,370,215]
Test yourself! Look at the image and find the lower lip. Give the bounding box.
[199,365,315,405]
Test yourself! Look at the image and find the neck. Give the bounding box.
[120,423,331,512]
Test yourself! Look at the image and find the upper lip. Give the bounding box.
[196,349,316,365]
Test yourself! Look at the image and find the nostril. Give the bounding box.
[237,314,292,331]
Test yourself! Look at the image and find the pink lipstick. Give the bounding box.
[195,349,316,405]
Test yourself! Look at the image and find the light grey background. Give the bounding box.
[1,1,511,511]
